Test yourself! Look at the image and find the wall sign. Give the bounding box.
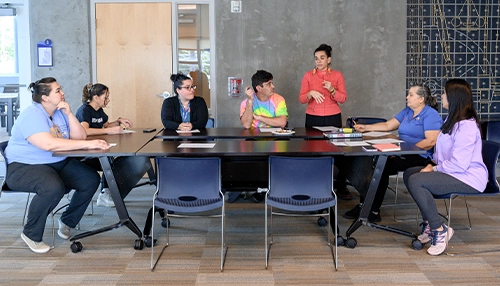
[37,39,53,67]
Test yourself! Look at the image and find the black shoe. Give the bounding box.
[337,188,352,200]
[368,211,381,223]
[251,192,265,203]
[343,204,361,219]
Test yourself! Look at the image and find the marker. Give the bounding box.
[339,128,353,133]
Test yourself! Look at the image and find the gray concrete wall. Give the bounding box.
[30,0,91,112]
[29,0,407,126]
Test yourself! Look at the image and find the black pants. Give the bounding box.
[305,113,342,128]
[361,154,429,212]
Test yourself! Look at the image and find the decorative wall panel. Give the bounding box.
[407,0,500,119]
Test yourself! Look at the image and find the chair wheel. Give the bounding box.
[412,239,423,250]
[345,237,357,249]
[134,239,144,250]
[336,235,345,247]
[70,241,83,253]
[144,236,157,248]
[317,217,327,227]
[161,218,171,228]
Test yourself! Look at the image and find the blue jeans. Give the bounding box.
[403,166,480,229]
[6,158,100,242]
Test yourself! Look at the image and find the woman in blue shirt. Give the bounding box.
[5,77,110,253]
[344,84,443,222]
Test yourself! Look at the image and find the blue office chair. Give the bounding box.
[486,121,500,144]
[205,117,215,128]
[265,156,337,270]
[430,140,500,255]
[0,140,69,249]
[150,157,227,271]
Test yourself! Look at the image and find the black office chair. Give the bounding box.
[428,140,500,255]
[346,117,387,128]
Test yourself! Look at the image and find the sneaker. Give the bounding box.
[337,188,352,200]
[418,221,431,244]
[21,233,50,254]
[96,188,115,207]
[368,211,381,223]
[251,192,265,203]
[343,204,361,219]
[427,224,454,256]
[58,218,71,240]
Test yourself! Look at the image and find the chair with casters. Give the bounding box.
[150,157,227,271]
[265,156,338,270]
[346,116,387,128]
[0,140,70,249]
[427,140,500,255]
[486,121,500,144]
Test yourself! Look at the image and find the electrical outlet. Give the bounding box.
[231,1,241,13]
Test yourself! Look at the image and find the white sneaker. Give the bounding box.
[58,218,71,240]
[418,221,431,244]
[427,224,454,256]
[21,233,50,253]
[96,188,115,207]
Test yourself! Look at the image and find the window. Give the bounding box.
[0,16,16,74]
[177,4,211,108]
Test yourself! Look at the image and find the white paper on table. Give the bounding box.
[176,129,201,133]
[345,141,371,146]
[363,131,392,137]
[330,141,348,146]
[366,138,404,144]
[109,143,117,147]
[178,143,216,148]
[120,129,136,134]
[259,127,282,133]
[313,126,340,132]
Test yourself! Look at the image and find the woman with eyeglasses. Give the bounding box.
[75,83,151,208]
[4,77,109,253]
[75,83,132,135]
[161,72,208,130]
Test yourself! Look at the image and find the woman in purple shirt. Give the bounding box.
[403,78,487,256]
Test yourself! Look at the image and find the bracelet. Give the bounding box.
[330,87,336,95]
[432,165,438,172]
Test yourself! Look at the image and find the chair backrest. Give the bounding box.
[482,140,500,194]
[268,156,334,198]
[346,117,387,128]
[486,121,500,144]
[206,118,215,128]
[156,157,221,200]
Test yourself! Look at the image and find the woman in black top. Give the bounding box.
[161,72,208,130]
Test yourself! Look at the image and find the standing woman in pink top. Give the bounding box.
[298,43,347,128]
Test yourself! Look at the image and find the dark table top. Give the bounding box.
[136,139,425,157]
[155,127,326,140]
[137,139,344,157]
[53,128,160,157]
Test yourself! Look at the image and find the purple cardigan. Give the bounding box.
[434,119,488,192]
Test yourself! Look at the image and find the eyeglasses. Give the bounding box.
[180,85,197,90]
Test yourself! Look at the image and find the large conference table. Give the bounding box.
[53,127,425,250]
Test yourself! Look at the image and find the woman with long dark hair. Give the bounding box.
[403,79,487,256]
